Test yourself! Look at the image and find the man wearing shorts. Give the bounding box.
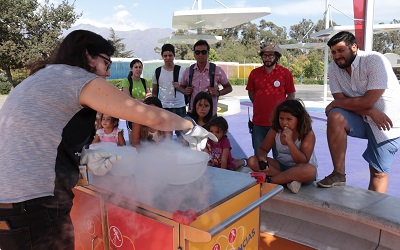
[317,31,400,193]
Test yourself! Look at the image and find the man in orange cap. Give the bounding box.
[246,42,296,155]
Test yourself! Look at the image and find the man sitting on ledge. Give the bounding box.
[317,31,400,193]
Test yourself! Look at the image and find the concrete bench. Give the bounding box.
[260,183,400,249]
[217,96,241,116]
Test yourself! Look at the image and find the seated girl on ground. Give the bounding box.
[131,97,169,148]
[205,116,247,170]
[92,114,126,146]
[247,99,318,193]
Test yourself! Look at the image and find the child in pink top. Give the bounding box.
[92,114,126,146]
[205,116,247,170]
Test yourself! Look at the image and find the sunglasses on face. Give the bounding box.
[194,50,208,55]
[97,54,112,71]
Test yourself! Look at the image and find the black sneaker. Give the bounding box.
[317,171,346,188]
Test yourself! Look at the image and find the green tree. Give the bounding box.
[289,19,316,43]
[258,20,288,45]
[373,20,400,53]
[108,28,134,58]
[303,51,324,79]
[0,0,80,86]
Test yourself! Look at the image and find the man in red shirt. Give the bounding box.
[246,43,296,154]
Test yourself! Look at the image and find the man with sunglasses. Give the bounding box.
[246,42,295,155]
[178,39,232,115]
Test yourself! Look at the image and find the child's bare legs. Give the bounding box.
[270,163,316,184]
[248,156,316,184]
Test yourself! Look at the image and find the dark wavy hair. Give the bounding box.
[193,39,210,51]
[100,113,119,129]
[188,91,214,124]
[271,99,312,140]
[327,31,358,49]
[143,96,162,108]
[128,59,143,78]
[29,30,115,75]
[206,116,228,138]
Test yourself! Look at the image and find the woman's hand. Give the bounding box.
[182,117,217,151]
[183,125,218,151]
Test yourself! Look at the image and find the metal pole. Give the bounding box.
[364,0,375,52]
[323,0,330,103]
[243,58,246,85]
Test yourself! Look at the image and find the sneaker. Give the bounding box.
[317,171,346,188]
[287,181,301,194]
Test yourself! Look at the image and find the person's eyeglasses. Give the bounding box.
[194,50,208,55]
[97,54,112,71]
[262,54,275,59]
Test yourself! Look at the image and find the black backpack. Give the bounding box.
[154,65,181,98]
[126,77,147,130]
[187,62,216,106]
[127,77,147,97]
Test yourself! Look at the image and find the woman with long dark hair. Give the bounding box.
[0,29,215,249]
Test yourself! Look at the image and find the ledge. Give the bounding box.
[261,183,400,249]
[217,96,241,116]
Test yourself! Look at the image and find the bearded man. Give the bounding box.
[246,42,295,155]
[317,31,400,193]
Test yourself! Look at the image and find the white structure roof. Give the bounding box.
[172,7,271,30]
[280,42,326,50]
[310,23,400,39]
[158,34,222,44]
[384,53,400,68]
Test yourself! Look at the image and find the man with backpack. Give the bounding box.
[178,39,232,116]
[152,44,186,139]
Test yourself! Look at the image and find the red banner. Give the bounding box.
[353,0,366,50]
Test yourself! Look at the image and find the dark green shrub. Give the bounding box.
[228,78,248,85]
[0,82,12,95]
[108,79,123,89]
[302,78,323,85]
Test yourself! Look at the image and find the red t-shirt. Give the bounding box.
[246,64,295,126]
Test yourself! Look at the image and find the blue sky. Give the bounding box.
[43,0,400,31]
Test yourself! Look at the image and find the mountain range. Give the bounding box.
[63,24,174,60]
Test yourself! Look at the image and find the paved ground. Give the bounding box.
[0,95,7,108]
[2,85,399,197]
[223,86,400,198]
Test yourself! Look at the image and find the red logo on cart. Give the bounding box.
[212,243,221,250]
[109,226,123,247]
[228,228,237,243]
